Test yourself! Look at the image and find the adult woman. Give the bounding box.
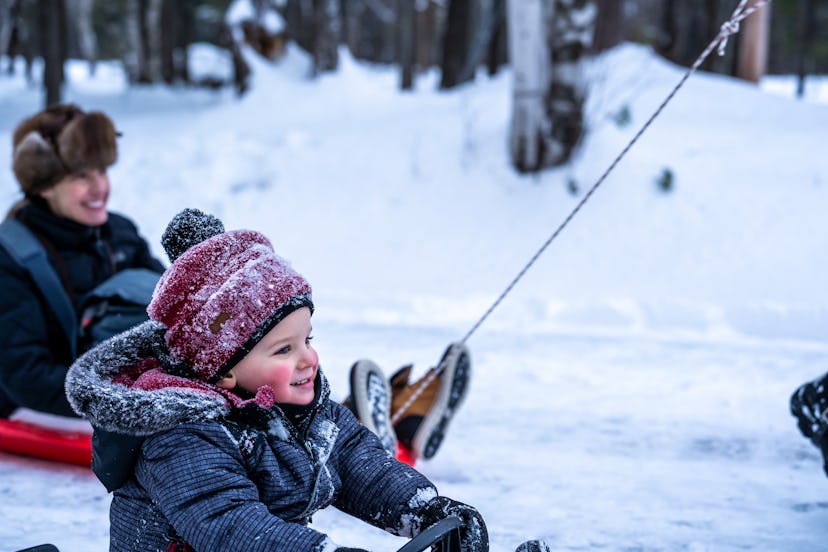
[0,104,164,419]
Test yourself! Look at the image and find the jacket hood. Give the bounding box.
[65,320,282,435]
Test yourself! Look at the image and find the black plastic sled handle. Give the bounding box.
[15,546,60,552]
[396,515,463,552]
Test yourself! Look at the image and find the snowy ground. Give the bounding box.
[0,40,827,551]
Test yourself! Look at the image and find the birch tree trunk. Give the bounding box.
[736,0,770,83]
[545,0,596,165]
[507,0,595,173]
[507,0,549,172]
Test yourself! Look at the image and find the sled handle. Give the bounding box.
[396,515,463,552]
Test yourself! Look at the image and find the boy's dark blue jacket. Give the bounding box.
[0,199,164,418]
[66,321,439,552]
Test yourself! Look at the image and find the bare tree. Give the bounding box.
[457,0,506,83]
[65,0,97,72]
[545,0,595,165]
[123,0,145,82]
[507,0,548,172]
[144,0,163,82]
[0,0,16,58]
[439,0,473,88]
[38,0,66,106]
[592,0,624,53]
[507,0,596,173]
[312,0,340,74]
[398,0,415,89]
[795,0,817,98]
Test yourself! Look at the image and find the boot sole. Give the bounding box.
[414,343,471,460]
[350,359,397,455]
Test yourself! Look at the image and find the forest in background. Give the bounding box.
[0,0,824,174]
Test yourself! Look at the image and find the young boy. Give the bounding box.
[65,208,487,552]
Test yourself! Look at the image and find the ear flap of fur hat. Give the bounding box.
[57,112,118,174]
[12,131,66,196]
[10,104,118,196]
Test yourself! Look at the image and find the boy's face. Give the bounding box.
[217,307,318,405]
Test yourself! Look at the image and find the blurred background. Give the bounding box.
[0,0,826,174]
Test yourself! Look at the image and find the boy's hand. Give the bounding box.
[418,496,489,552]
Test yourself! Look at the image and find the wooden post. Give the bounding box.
[736,0,770,83]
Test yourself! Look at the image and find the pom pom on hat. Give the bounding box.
[149,209,313,382]
[161,208,225,262]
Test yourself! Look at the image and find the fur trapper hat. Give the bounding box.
[148,208,314,383]
[11,104,118,196]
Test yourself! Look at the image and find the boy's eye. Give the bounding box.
[274,346,290,355]
[306,335,314,345]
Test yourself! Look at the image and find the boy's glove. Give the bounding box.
[418,496,489,552]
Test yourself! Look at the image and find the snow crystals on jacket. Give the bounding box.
[66,320,438,552]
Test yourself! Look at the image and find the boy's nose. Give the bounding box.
[301,347,318,368]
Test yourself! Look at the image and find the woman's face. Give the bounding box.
[39,169,110,226]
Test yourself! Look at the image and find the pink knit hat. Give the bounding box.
[148,209,313,382]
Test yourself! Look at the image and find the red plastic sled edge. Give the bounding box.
[0,418,91,467]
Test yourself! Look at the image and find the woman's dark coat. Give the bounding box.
[0,200,164,417]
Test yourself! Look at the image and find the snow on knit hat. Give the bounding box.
[12,104,118,196]
[148,208,313,383]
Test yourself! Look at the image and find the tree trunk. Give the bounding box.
[145,0,163,82]
[486,0,508,76]
[415,0,439,71]
[398,0,414,89]
[312,0,340,74]
[544,0,595,165]
[592,0,623,53]
[39,0,66,106]
[439,0,473,89]
[65,0,96,72]
[285,0,315,54]
[161,0,175,83]
[0,0,16,58]
[458,0,506,83]
[123,0,145,83]
[736,0,770,83]
[507,0,549,172]
[507,0,596,173]
[795,0,815,97]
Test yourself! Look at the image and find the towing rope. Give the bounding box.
[391,0,771,425]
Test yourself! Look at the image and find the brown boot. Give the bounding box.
[390,343,471,460]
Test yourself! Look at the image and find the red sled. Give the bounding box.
[0,418,92,467]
